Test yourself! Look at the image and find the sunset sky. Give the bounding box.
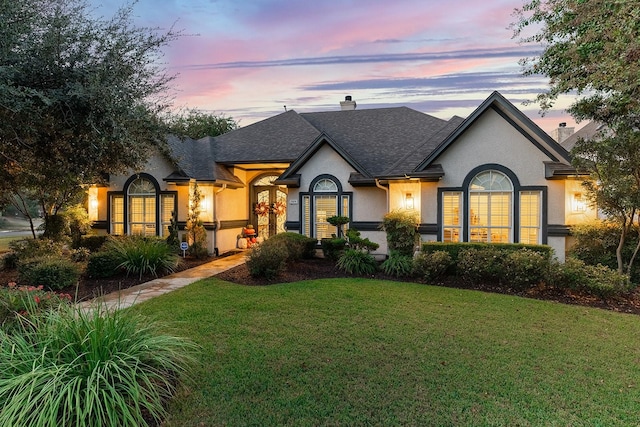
[91,0,582,134]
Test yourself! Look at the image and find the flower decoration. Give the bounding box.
[272,200,286,216]
[254,201,271,217]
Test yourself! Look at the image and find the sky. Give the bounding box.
[90,0,582,134]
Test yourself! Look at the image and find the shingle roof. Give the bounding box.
[560,121,607,151]
[214,110,321,163]
[299,107,451,177]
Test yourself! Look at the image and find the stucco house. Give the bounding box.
[87,91,595,261]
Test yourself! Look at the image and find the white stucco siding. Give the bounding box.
[436,110,554,188]
[298,145,356,191]
[108,152,176,191]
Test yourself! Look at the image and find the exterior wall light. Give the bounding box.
[572,192,587,213]
[405,192,414,210]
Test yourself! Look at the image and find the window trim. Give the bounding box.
[437,164,548,244]
[107,173,177,237]
[299,174,352,240]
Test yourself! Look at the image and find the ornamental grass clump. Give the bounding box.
[105,236,180,280]
[0,303,197,427]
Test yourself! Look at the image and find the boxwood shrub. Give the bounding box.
[17,257,80,291]
[86,251,123,279]
[267,232,317,260]
[421,242,553,263]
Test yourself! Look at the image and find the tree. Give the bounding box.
[572,127,640,275]
[185,182,208,258]
[513,0,640,275]
[0,0,179,238]
[512,0,640,127]
[165,108,238,139]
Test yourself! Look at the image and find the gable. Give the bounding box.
[435,109,562,187]
[415,91,571,172]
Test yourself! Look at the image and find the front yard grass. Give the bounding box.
[132,278,640,426]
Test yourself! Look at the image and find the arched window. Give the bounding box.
[301,175,351,240]
[468,170,513,243]
[109,174,176,237]
[128,177,157,236]
[440,166,543,244]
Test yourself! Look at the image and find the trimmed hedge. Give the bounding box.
[421,242,554,262]
[267,232,317,260]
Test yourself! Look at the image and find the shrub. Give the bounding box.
[86,251,123,279]
[380,251,414,277]
[0,283,72,333]
[70,247,91,262]
[569,220,640,282]
[8,238,65,266]
[246,239,288,279]
[321,238,347,261]
[336,248,378,275]
[500,249,550,290]
[0,302,196,427]
[268,232,317,260]
[456,247,504,284]
[105,236,180,280]
[412,250,453,281]
[549,257,634,299]
[421,242,553,263]
[77,235,108,252]
[382,210,419,256]
[17,257,80,291]
[346,228,380,252]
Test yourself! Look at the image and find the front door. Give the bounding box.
[252,175,287,238]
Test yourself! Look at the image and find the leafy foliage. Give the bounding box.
[17,257,80,291]
[104,236,180,280]
[550,257,634,299]
[321,238,347,261]
[0,283,72,333]
[412,250,453,281]
[500,249,549,290]
[85,251,123,279]
[246,239,288,280]
[382,210,419,256]
[165,108,237,139]
[0,302,196,427]
[0,0,180,237]
[185,183,208,258]
[380,251,414,278]
[456,247,506,285]
[336,249,378,275]
[267,232,317,261]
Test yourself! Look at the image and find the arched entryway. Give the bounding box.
[251,175,287,238]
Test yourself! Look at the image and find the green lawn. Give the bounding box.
[132,278,640,426]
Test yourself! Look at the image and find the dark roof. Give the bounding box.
[560,121,607,151]
[214,110,320,164]
[164,91,575,185]
[299,107,450,177]
[415,91,572,171]
[164,135,243,186]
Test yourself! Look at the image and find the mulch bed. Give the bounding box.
[0,255,215,302]
[215,257,640,316]
[3,254,640,315]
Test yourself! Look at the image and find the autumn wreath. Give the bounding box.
[272,201,286,216]
[254,201,271,217]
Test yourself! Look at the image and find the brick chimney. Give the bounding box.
[340,95,357,111]
[551,122,575,143]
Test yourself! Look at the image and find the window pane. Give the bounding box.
[443,192,461,243]
[315,195,337,239]
[161,194,175,237]
[314,179,338,192]
[520,191,541,244]
[110,195,124,235]
[302,196,310,237]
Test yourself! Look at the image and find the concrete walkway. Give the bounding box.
[80,252,247,311]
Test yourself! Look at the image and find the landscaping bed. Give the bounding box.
[215,257,640,315]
